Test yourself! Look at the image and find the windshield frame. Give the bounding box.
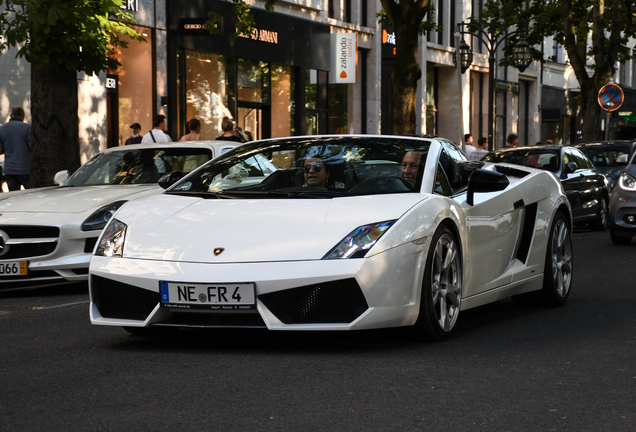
[167,136,432,198]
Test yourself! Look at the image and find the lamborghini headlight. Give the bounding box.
[323,221,395,259]
[82,201,127,231]
[95,219,127,257]
[620,172,636,190]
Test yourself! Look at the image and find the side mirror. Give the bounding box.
[564,161,578,175]
[53,170,70,185]
[466,169,509,206]
[158,170,184,190]
[616,153,628,164]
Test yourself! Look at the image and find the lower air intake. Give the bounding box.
[259,278,368,324]
[92,275,159,321]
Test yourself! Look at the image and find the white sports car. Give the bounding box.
[89,135,573,340]
[0,141,238,289]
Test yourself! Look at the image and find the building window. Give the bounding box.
[632,50,636,88]
[180,50,233,140]
[270,64,293,138]
[329,84,348,134]
[108,25,154,147]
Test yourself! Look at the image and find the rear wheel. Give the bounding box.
[413,225,462,341]
[589,195,609,231]
[610,227,632,245]
[541,212,573,306]
[512,211,572,307]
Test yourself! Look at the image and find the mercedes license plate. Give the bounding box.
[160,281,255,310]
[0,261,28,276]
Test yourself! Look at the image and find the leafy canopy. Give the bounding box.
[0,0,144,75]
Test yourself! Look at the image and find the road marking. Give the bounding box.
[30,301,89,310]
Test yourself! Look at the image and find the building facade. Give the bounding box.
[1,0,636,164]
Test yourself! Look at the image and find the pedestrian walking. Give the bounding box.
[141,115,172,143]
[125,123,143,145]
[0,106,31,191]
[505,133,519,148]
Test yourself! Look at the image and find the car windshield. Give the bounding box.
[168,137,431,198]
[577,144,630,167]
[483,149,561,172]
[65,147,213,186]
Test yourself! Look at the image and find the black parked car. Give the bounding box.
[609,151,636,244]
[483,145,610,230]
[575,140,636,191]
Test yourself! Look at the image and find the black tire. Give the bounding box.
[610,227,632,245]
[589,195,609,231]
[412,225,462,341]
[123,326,177,336]
[540,212,573,306]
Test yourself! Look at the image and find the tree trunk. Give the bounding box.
[579,81,603,141]
[30,64,81,188]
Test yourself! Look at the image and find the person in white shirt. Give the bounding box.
[141,114,172,143]
[469,136,490,161]
[463,133,478,158]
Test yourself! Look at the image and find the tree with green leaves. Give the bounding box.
[482,0,636,141]
[0,0,144,187]
[379,0,436,136]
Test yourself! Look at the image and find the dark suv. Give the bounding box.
[575,140,636,191]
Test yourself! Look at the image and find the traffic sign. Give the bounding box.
[598,83,624,112]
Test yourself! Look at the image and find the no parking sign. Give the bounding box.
[598,83,624,112]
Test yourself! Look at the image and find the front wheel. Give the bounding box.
[412,225,462,341]
[589,195,609,231]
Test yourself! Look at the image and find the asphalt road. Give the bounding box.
[1,230,635,432]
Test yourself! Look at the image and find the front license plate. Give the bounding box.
[0,261,28,276]
[159,281,256,310]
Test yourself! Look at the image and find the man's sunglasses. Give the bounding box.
[304,164,323,173]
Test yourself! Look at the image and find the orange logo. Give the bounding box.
[340,71,347,79]
[382,29,388,44]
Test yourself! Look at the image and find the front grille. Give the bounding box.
[0,242,57,260]
[0,226,60,238]
[92,275,159,321]
[259,278,368,324]
[163,311,267,328]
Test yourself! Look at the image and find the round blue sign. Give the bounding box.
[598,84,624,112]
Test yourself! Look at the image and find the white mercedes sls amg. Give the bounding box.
[0,141,237,289]
[89,135,573,340]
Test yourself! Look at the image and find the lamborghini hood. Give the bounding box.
[118,193,427,263]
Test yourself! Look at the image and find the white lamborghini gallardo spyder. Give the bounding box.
[89,135,573,340]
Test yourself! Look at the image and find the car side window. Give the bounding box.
[572,148,594,169]
[434,164,453,196]
[441,140,468,162]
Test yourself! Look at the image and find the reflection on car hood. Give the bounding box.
[0,185,160,214]
[119,194,427,263]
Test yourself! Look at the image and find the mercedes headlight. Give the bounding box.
[82,201,127,231]
[95,219,127,257]
[620,172,636,190]
[323,221,395,259]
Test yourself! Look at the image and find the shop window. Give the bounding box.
[426,63,437,135]
[181,50,233,140]
[238,60,269,103]
[271,64,293,138]
[305,69,318,135]
[108,25,153,146]
[329,84,349,134]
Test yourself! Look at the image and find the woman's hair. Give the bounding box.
[221,116,234,132]
[187,118,201,133]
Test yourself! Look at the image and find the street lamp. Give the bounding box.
[453,39,473,74]
[456,20,533,150]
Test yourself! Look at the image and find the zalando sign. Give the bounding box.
[331,33,357,84]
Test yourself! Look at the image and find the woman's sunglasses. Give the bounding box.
[304,164,323,173]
